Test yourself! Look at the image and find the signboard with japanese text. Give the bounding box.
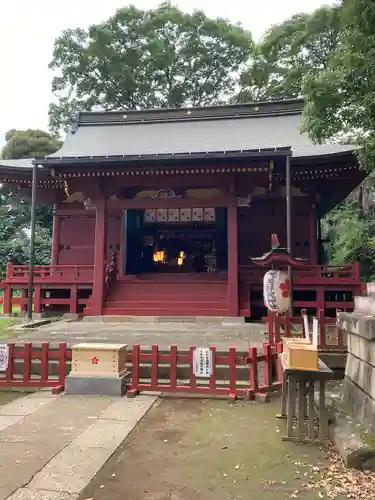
[193,348,213,378]
[0,344,9,372]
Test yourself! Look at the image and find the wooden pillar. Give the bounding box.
[51,212,61,265]
[70,284,78,314]
[227,199,239,317]
[3,285,12,315]
[91,199,107,316]
[309,204,318,264]
[34,285,42,314]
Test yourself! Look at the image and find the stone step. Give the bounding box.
[355,295,375,315]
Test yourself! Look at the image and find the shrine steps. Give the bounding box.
[86,280,229,317]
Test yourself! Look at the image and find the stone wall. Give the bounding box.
[338,295,375,433]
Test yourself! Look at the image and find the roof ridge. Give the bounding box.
[76,100,303,127]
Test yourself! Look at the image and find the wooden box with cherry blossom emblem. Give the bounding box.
[70,343,128,378]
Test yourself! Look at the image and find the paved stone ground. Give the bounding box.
[4,319,268,350]
[0,391,157,500]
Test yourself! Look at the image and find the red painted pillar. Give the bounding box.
[34,285,42,313]
[309,204,318,264]
[227,200,239,317]
[91,199,107,316]
[3,285,12,314]
[70,284,78,314]
[51,213,61,265]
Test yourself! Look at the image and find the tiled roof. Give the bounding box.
[48,109,354,161]
[0,158,33,170]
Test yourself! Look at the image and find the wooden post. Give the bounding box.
[309,204,318,264]
[70,284,78,314]
[51,210,61,265]
[227,199,239,317]
[27,164,38,321]
[34,285,41,314]
[91,199,107,316]
[3,285,12,315]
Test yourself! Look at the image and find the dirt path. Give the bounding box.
[78,398,329,500]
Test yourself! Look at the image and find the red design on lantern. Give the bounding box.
[91,356,99,365]
[279,279,290,298]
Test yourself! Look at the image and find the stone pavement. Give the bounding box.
[0,391,157,500]
[6,319,267,350]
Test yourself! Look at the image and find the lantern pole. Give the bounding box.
[27,163,38,322]
[285,154,293,313]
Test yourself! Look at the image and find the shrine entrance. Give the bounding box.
[124,208,228,276]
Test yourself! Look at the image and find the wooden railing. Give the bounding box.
[5,263,94,283]
[104,253,118,300]
[240,262,361,285]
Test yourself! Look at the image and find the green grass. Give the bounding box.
[0,304,21,314]
[0,317,21,339]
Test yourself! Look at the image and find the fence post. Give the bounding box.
[318,309,326,349]
[284,310,291,337]
[170,345,178,392]
[263,343,273,390]
[3,285,12,315]
[267,310,275,344]
[56,343,67,390]
[23,343,32,384]
[5,343,15,382]
[336,309,344,348]
[248,346,259,394]
[151,344,158,391]
[228,346,237,401]
[127,344,140,398]
[40,342,49,383]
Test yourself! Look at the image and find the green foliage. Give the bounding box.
[2,129,60,160]
[0,130,60,275]
[302,0,375,170]
[236,6,341,102]
[323,196,375,281]
[49,2,253,133]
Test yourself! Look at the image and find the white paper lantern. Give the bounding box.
[263,270,291,313]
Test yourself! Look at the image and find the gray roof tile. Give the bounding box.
[0,158,33,169]
[50,112,354,160]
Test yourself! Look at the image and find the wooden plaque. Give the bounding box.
[192,208,203,221]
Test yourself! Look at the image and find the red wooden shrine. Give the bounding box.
[0,100,364,318]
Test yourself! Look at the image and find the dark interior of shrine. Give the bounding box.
[124,208,228,275]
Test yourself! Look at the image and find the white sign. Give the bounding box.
[302,312,310,340]
[312,317,319,347]
[193,348,213,378]
[0,344,9,372]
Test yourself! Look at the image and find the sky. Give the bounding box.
[0,0,336,147]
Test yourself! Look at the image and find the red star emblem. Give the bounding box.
[91,356,100,365]
[279,279,290,298]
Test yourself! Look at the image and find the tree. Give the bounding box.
[0,130,60,275]
[302,0,375,170]
[2,129,61,160]
[236,5,341,102]
[48,2,253,133]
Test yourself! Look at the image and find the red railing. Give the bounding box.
[240,262,361,285]
[267,309,347,352]
[0,342,71,392]
[127,343,283,400]
[5,263,94,283]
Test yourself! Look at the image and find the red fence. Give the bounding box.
[127,343,283,400]
[0,342,71,392]
[267,309,347,352]
[5,263,94,283]
[0,342,284,400]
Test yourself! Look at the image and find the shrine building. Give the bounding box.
[0,99,364,319]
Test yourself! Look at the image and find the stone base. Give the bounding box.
[65,373,128,396]
[343,378,375,433]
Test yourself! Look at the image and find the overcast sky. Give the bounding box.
[0,0,336,146]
